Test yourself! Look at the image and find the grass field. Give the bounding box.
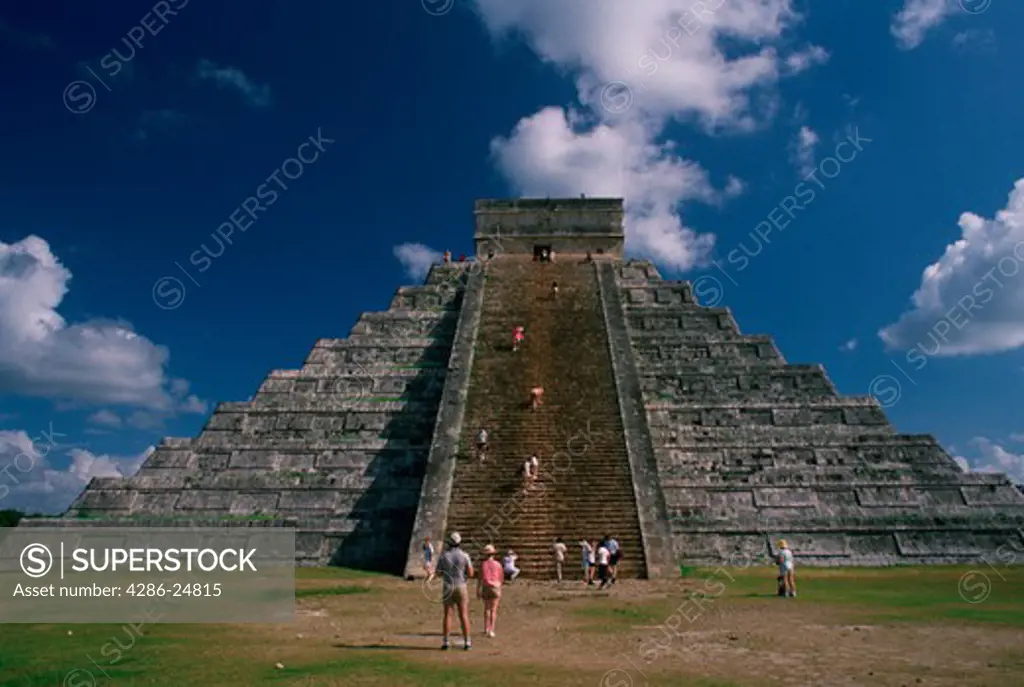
[2,565,1023,686]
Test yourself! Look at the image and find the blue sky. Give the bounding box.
[1,0,1023,513]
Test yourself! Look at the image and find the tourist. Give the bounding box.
[778,539,796,598]
[605,534,620,584]
[523,454,538,489]
[549,248,556,262]
[584,250,593,263]
[540,248,549,262]
[487,249,495,260]
[477,428,489,462]
[530,386,544,410]
[580,539,594,585]
[477,544,503,637]
[444,250,451,264]
[552,537,567,582]
[588,540,597,585]
[459,253,466,262]
[513,325,525,352]
[551,281,559,298]
[423,536,435,581]
[437,532,474,650]
[595,541,612,589]
[503,550,520,582]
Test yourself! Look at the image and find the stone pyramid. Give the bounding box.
[26,198,1024,574]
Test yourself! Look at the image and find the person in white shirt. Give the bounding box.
[595,543,611,589]
[523,455,539,488]
[552,538,567,582]
[476,428,489,462]
[580,540,594,585]
[503,550,520,582]
[777,539,796,598]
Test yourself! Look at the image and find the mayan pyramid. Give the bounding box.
[25,198,1024,577]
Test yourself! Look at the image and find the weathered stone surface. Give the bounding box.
[39,263,476,573]
[615,258,1024,565]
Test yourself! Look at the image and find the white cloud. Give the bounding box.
[791,125,819,177]
[0,429,151,514]
[0,236,208,413]
[952,28,996,52]
[393,243,443,281]
[491,108,728,269]
[472,0,827,272]
[195,59,270,108]
[957,437,1024,484]
[879,179,1024,356]
[474,0,825,131]
[839,338,857,352]
[87,410,122,428]
[891,0,957,50]
[1010,433,1024,443]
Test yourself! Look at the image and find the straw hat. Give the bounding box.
[449,531,462,545]
[482,544,496,555]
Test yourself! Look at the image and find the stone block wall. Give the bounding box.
[31,263,479,571]
[613,259,1024,565]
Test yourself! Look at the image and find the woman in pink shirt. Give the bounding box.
[476,544,503,638]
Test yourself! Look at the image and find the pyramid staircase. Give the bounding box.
[442,255,646,578]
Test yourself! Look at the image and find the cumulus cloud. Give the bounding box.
[0,236,208,413]
[956,437,1024,484]
[0,428,151,514]
[791,125,819,177]
[891,0,957,50]
[879,179,1024,356]
[195,59,270,108]
[393,243,443,281]
[472,0,827,271]
[491,108,730,269]
[839,338,857,352]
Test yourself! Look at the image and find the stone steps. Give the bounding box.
[446,257,647,578]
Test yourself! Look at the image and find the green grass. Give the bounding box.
[3,566,1023,686]
[710,565,1024,627]
[294,585,373,598]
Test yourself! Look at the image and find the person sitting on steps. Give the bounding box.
[503,550,520,582]
[513,326,525,352]
[551,281,559,298]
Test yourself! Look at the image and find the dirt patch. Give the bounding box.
[259,574,1024,686]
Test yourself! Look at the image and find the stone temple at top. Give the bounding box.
[28,198,1024,578]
